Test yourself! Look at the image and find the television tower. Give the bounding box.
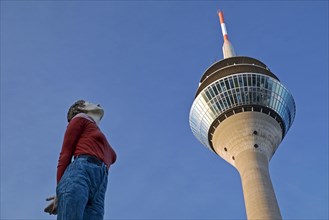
[189,10,296,219]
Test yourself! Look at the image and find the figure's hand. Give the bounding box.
[44,196,57,215]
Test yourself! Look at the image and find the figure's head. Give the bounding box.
[67,100,104,123]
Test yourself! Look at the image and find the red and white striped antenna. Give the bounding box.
[217,10,236,58]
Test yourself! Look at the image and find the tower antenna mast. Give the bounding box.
[218,10,236,58]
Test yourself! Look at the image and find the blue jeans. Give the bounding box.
[56,157,108,220]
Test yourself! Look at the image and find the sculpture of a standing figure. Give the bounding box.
[45,100,117,220]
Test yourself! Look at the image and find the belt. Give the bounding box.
[76,154,104,166]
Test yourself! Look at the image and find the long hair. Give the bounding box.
[67,100,87,122]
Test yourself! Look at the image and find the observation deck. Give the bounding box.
[189,56,296,153]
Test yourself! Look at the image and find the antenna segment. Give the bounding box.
[217,10,236,58]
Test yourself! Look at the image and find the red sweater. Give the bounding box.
[57,113,116,184]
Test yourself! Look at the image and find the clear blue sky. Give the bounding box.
[1,1,328,219]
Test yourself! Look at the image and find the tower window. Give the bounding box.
[232,156,235,160]
[254,144,259,148]
[253,131,258,135]
[224,147,227,152]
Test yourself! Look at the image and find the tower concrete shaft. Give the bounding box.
[212,112,282,219]
[237,150,281,219]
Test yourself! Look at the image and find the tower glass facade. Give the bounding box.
[189,72,296,151]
